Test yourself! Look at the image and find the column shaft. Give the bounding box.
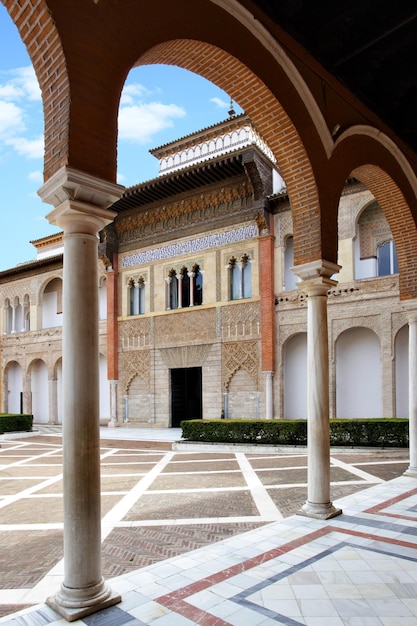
[407,312,417,474]
[293,261,342,520]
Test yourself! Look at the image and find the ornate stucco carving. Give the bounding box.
[122,350,151,393]
[159,344,212,369]
[115,181,252,245]
[220,301,260,338]
[222,339,259,391]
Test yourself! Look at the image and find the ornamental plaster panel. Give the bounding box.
[275,212,293,247]
[159,344,212,369]
[222,339,259,392]
[220,301,260,338]
[122,350,151,393]
[119,317,152,349]
[338,189,374,240]
[154,308,217,347]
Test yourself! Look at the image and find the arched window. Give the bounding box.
[228,254,252,300]
[42,278,63,328]
[166,264,203,310]
[377,240,398,276]
[193,264,203,306]
[128,276,145,315]
[3,299,12,334]
[242,254,252,298]
[179,266,190,308]
[284,236,297,290]
[167,269,178,310]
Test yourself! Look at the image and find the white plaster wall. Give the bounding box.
[31,360,49,423]
[353,236,376,279]
[57,360,63,423]
[42,292,63,328]
[99,353,110,420]
[284,237,298,291]
[99,282,107,320]
[395,325,409,418]
[283,333,307,419]
[7,362,22,413]
[336,327,381,418]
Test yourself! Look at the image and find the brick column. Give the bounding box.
[294,260,342,519]
[39,166,123,621]
[259,232,275,419]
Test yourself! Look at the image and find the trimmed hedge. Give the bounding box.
[180,418,409,448]
[0,413,33,435]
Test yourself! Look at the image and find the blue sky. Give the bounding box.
[0,5,242,271]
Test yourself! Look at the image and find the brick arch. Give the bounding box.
[2,0,69,178]
[5,0,334,264]
[331,127,417,299]
[352,164,417,299]
[136,39,327,264]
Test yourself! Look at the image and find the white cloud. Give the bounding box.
[210,97,228,108]
[5,135,44,158]
[120,82,151,106]
[0,66,41,102]
[0,100,25,137]
[0,66,43,159]
[28,170,43,182]
[118,101,186,144]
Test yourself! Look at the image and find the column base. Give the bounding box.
[297,500,342,520]
[47,580,121,622]
[404,466,417,477]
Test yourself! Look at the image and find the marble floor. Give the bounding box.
[0,428,414,625]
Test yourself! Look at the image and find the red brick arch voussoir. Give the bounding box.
[331,127,417,300]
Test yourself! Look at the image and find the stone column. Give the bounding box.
[404,303,417,475]
[165,276,172,310]
[177,273,183,308]
[265,371,273,419]
[294,260,342,519]
[108,380,118,427]
[39,167,123,621]
[49,378,58,424]
[22,374,31,415]
[188,271,195,306]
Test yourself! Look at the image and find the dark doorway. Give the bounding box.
[171,367,202,428]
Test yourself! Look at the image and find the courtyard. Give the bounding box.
[0,428,409,621]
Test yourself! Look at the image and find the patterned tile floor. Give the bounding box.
[0,428,412,625]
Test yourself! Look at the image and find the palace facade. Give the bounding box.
[0,114,409,427]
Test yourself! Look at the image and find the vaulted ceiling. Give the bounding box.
[251,0,417,154]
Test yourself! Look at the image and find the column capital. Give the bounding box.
[293,259,340,296]
[46,199,117,236]
[38,166,124,209]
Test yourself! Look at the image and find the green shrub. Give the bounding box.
[0,414,33,434]
[180,418,408,447]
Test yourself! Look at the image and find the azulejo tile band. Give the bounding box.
[122,225,257,268]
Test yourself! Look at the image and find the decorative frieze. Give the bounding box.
[122,224,257,268]
[116,181,252,246]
